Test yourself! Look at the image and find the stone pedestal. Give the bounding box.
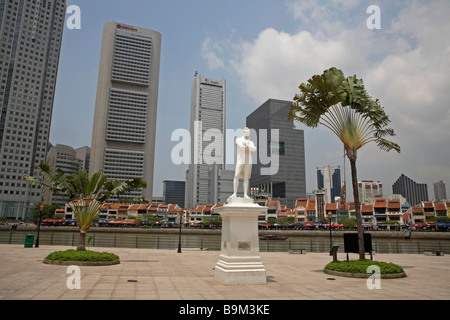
[214,198,267,285]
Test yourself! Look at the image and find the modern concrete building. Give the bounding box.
[246,99,306,208]
[75,146,90,174]
[358,180,383,205]
[433,180,447,202]
[43,144,83,206]
[163,180,185,209]
[0,0,66,219]
[392,174,428,206]
[316,165,342,204]
[187,72,226,209]
[89,22,161,201]
[208,165,243,205]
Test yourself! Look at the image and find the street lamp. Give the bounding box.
[35,203,44,248]
[328,211,333,248]
[177,211,184,253]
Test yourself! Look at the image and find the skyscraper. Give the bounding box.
[316,165,342,204]
[163,180,185,208]
[433,180,447,202]
[187,72,226,208]
[392,174,428,206]
[89,22,161,201]
[44,144,83,206]
[247,99,306,208]
[0,0,66,219]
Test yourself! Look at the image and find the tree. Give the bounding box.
[289,67,400,259]
[32,202,62,221]
[24,163,146,250]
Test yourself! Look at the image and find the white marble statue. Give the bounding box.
[228,127,257,202]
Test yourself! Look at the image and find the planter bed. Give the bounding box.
[43,249,120,266]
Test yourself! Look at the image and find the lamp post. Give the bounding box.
[177,211,184,253]
[328,211,333,248]
[35,203,44,248]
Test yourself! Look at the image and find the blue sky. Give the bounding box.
[51,0,450,201]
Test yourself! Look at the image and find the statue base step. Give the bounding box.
[214,255,266,285]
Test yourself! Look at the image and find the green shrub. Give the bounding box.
[324,259,404,274]
[45,249,119,262]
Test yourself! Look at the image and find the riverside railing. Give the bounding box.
[1,231,449,254]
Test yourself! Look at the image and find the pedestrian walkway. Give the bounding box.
[0,244,449,300]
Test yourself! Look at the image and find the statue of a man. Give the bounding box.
[228,127,257,202]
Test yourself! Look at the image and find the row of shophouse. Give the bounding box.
[61,196,450,228]
[293,198,450,227]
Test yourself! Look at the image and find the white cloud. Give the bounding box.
[201,37,225,70]
[230,28,354,105]
[204,0,450,195]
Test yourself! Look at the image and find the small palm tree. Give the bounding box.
[289,67,400,259]
[24,163,146,250]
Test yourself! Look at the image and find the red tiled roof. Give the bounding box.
[388,200,400,210]
[109,203,121,209]
[326,203,339,211]
[267,200,280,207]
[412,207,423,213]
[306,199,316,211]
[361,205,373,213]
[100,203,112,209]
[374,199,386,208]
[403,210,411,220]
[295,198,307,207]
[434,203,446,211]
[422,202,433,208]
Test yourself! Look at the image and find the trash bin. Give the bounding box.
[24,234,34,248]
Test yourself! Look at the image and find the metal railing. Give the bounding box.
[1,231,449,254]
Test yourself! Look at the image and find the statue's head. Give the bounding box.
[243,127,250,137]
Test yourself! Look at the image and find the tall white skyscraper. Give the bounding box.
[0,0,66,219]
[187,72,226,208]
[89,22,161,200]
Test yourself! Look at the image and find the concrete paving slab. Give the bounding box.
[0,244,449,303]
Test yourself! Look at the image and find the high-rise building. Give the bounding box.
[44,144,83,206]
[358,180,383,205]
[75,146,90,174]
[89,22,161,200]
[187,72,226,209]
[316,165,342,204]
[433,180,447,202]
[163,180,185,208]
[247,99,306,208]
[208,165,243,205]
[0,0,66,219]
[392,174,428,206]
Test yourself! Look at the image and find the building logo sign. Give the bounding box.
[117,24,138,32]
[202,78,220,86]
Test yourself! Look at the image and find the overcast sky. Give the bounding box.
[51,0,450,201]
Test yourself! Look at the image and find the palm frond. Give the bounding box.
[69,199,103,231]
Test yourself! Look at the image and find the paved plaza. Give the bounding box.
[0,244,449,301]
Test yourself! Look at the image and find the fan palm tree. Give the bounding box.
[24,163,146,250]
[289,67,400,259]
